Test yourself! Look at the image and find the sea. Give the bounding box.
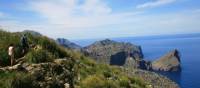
[72,33,200,88]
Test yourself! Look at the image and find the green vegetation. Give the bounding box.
[25,49,54,63]
[77,57,147,88]
[0,30,69,65]
[0,30,148,88]
[0,30,21,66]
[0,71,39,88]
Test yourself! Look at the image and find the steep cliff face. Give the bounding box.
[83,39,143,66]
[151,49,181,71]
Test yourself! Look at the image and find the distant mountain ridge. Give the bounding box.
[56,38,82,50]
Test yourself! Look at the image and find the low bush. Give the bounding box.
[80,74,106,88]
[0,71,39,88]
[129,76,146,88]
[119,76,130,88]
[11,73,39,88]
[0,49,10,66]
[25,49,54,63]
[37,36,70,58]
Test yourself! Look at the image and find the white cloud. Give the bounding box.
[28,0,179,30]
[136,0,177,9]
[80,0,112,15]
[1,0,200,39]
[1,9,200,39]
[29,0,114,28]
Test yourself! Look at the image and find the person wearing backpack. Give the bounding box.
[20,34,29,55]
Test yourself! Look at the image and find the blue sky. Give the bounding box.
[0,0,200,39]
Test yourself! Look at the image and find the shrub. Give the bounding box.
[37,36,69,58]
[129,77,146,88]
[25,49,54,63]
[103,70,112,78]
[11,73,40,88]
[80,75,106,88]
[119,76,130,88]
[0,71,39,88]
[0,71,14,88]
[0,49,10,66]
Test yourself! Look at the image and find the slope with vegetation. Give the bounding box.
[0,29,179,88]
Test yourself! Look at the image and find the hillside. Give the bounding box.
[0,30,179,88]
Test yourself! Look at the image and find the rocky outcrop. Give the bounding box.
[56,38,82,51]
[83,39,143,66]
[152,49,181,71]
[0,58,74,88]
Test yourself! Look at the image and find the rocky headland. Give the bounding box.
[79,39,181,72]
[83,39,143,65]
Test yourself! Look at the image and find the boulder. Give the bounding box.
[152,49,181,71]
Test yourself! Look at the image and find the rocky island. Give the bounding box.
[152,49,181,71]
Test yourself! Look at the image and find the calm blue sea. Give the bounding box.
[72,33,200,88]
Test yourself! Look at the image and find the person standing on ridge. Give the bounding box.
[21,34,29,55]
[8,44,14,66]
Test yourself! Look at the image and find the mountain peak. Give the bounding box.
[22,30,42,36]
[95,39,116,45]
